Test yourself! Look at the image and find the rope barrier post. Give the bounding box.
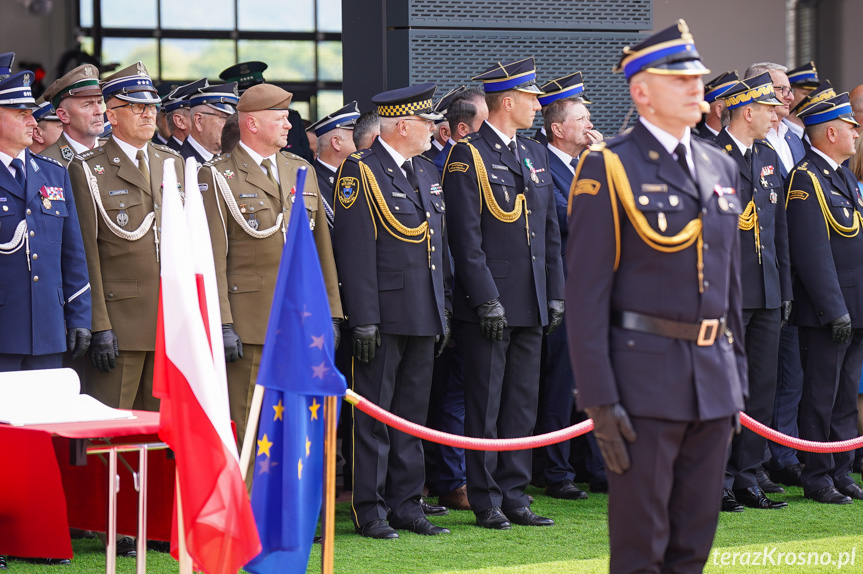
[321,395,338,574]
[240,384,265,482]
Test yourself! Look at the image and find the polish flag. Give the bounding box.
[153,157,261,574]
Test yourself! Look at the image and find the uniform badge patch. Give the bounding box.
[248,217,259,230]
[572,179,600,196]
[430,183,442,195]
[108,189,128,195]
[447,162,469,173]
[94,165,105,175]
[641,184,667,193]
[40,186,65,201]
[223,170,235,179]
[239,193,257,198]
[60,145,74,161]
[761,165,775,176]
[116,211,129,227]
[338,177,359,209]
[788,190,809,201]
[198,183,208,192]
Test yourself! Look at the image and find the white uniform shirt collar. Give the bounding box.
[811,146,840,171]
[485,120,514,148]
[432,139,444,152]
[112,136,148,168]
[239,141,278,183]
[65,134,93,154]
[725,128,751,157]
[547,143,575,175]
[186,135,214,163]
[377,135,409,176]
[639,117,695,176]
[0,149,25,178]
[316,158,338,173]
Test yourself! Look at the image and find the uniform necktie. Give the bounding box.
[402,160,419,192]
[570,157,580,170]
[674,143,694,183]
[261,158,279,190]
[508,140,519,162]
[136,150,150,189]
[10,158,25,190]
[743,148,753,172]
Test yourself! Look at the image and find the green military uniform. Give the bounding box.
[40,133,85,167]
[68,136,184,409]
[199,142,341,446]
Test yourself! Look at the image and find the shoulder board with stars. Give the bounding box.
[150,143,181,157]
[460,135,474,143]
[32,153,64,167]
[75,146,104,161]
[347,149,373,162]
[797,161,809,172]
[278,149,305,162]
[758,139,775,151]
[203,153,231,168]
[519,135,540,145]
[414,153,435,165]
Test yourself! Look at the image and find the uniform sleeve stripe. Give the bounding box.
[67,283,91,303]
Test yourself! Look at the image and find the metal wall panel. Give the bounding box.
[390,30,647,135]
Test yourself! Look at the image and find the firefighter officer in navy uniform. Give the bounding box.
[67,62,185,411]
[784,92,863,504]
[332,83,452,539]
[308,101,360,229]
[714,73,792,512]
[566,21,747,573]
[443,57,565,530]
[0,67,92,372]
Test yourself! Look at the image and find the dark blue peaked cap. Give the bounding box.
[704,70,739,103]
[0,52,15,80]
[372,83,443,120]
[0,70,37,109]
[538,72,591,107]
[614,19,710,81]
[798,92,860,127]
[473,57,543,94]
[163,78,208,112]
[307,101,360,136]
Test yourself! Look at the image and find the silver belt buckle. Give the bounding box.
[696,318,720,346]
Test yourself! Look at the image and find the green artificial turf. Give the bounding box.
[8,481,863,573]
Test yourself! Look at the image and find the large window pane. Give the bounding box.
[102,38,159,78]
[317,0,342,33]
[317,41,341,82]
[102,0,157,28]
[161,39,235,80]
[315,91,343,122]
[161,0,235,30]
[238,0,313,32]
[79,0,93,27]
[237,41,314,82]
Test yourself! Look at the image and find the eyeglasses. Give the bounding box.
[402,117,434,126]
[773,86,794,97]
[109,102,160,115]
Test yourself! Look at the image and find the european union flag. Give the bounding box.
[246,168,346,574]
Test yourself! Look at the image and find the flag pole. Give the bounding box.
[321,395,338,574]
[240,384,265,481]
[176,471,193,574]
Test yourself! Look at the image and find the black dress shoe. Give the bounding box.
[395,516,450,536]
[356,519,399,539]
[146,540,171,553]
[116,537,137,558]
[734,486,787,509]
[313,535,322,544]
[545,479,589,500]
[17,558,72,565]
[771,463,803,487]
[475,507,511,530]
[721,489,744,512]
[837,482,863,500]
[420,498,450,516]
[755,466,785,494]
[804,486,853,505]
[504,506,554,526]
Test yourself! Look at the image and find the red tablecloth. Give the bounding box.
[0,411,174,559]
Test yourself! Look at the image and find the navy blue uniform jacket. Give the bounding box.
[785,149,863,328]
[565,122,747,422]
[442,121,564,327]
[547,147,573,258]
[332,138,450,336]
[715,130,792,309]
[0,151,91,355]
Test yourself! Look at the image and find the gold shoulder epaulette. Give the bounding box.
[798,161,809,171]
[461,135,473,143]
[588,142,606,152]
[348,149,372,161]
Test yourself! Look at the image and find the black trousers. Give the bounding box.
[462,322,543,513]
[350,333,435,527]
[0,352,63,371]
[725,307,781,489]
[608,416,732,574]
[797,326,863,494]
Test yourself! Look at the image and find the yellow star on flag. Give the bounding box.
[298,458,304,479]
[306,436,311,457]
[257,434,273,458]
[309,398,321,420]
[273,399,285,421]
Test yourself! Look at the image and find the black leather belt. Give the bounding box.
[611,310,726,347]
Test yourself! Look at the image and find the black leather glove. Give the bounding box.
[90,329,119,373]
[780,300,793,328]
[222,323,243,363]
[66,328,92,360]
[477,298,507,342]
[352,324,381,364]
[435,309,452,358]
[733,411,742,436]
[546,299,565,335]
[584,403,637,475]
[830,313,853,344]
[332,318,342,351]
